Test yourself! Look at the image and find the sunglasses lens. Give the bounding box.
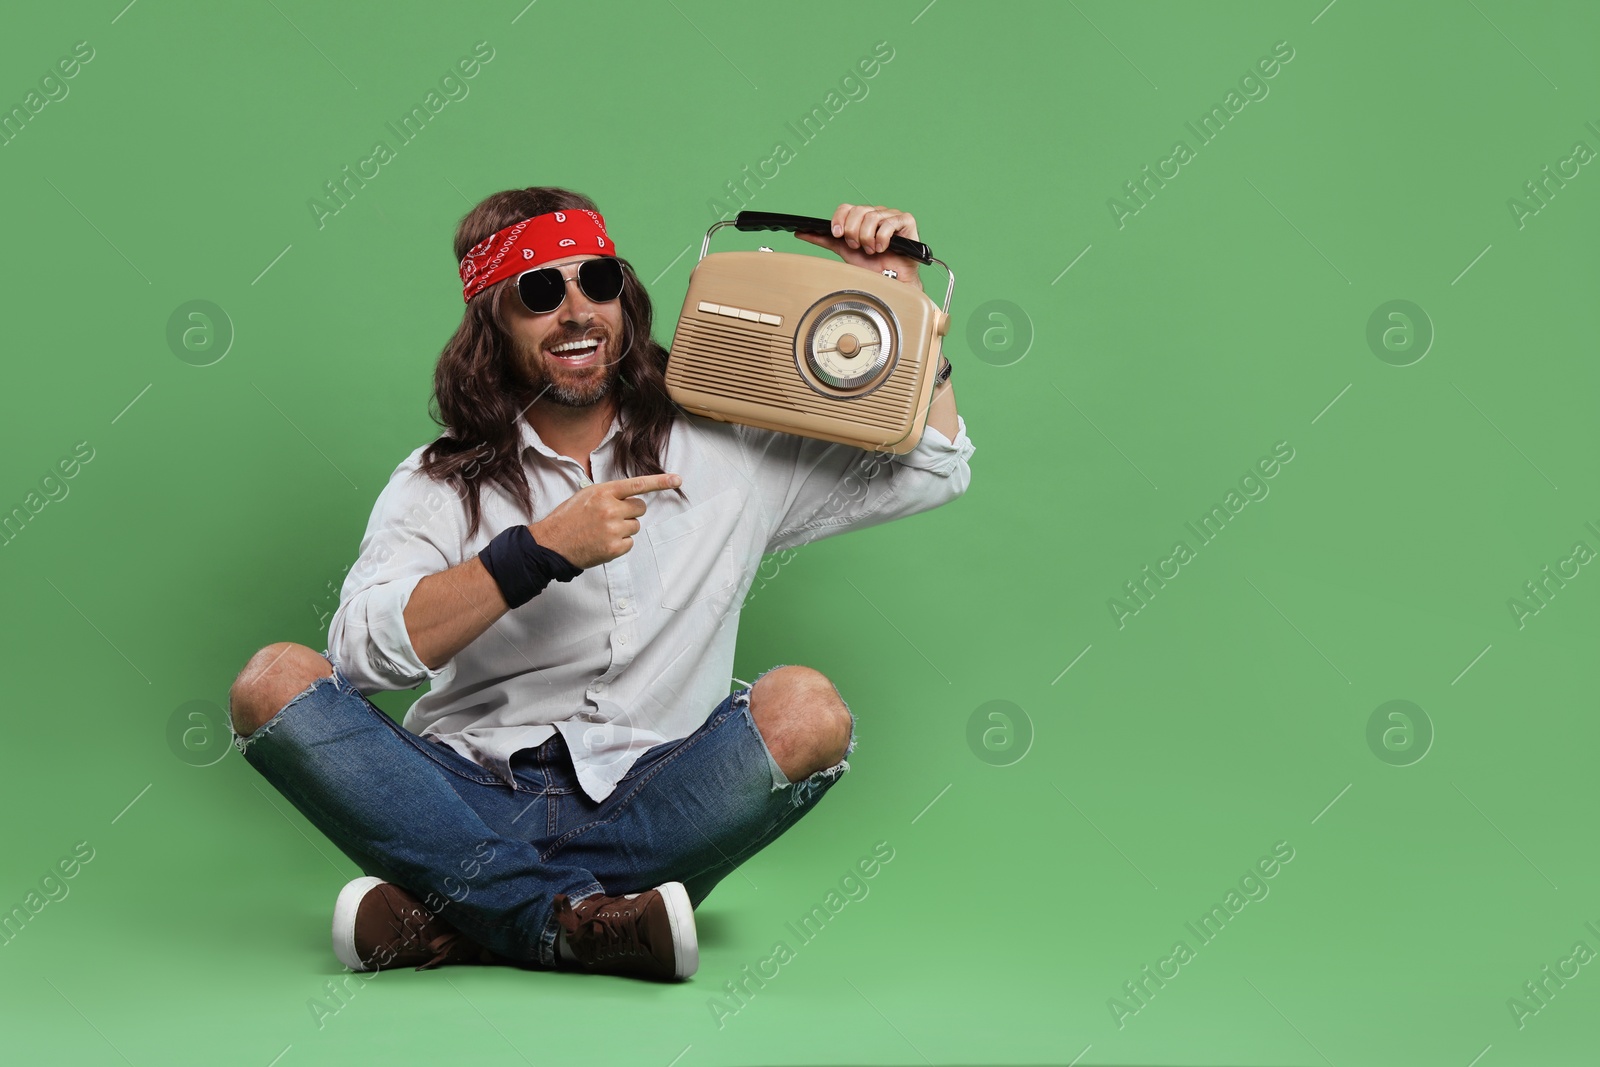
[517,269,565,314]
[579,258,625,303]
[516,259,623,314]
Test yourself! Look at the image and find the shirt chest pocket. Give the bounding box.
[644,488,743,611]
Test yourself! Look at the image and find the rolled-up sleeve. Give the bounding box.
[762,414,975,554]
[326,455,463,693]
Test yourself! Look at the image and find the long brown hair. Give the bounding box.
[420,187,681,537]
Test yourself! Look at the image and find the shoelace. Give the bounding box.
[558,897,648,962]
[382,901,456,970]
[381,907,491,971]
[416,930,466,971]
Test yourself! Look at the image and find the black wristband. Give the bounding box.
[477,525,583,609]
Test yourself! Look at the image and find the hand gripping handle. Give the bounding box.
[698,210,954,313]
[730,210,934,264]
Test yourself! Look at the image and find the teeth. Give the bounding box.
[550,339,600,354]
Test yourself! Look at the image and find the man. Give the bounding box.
[228,187,974,983]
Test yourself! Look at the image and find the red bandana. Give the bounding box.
[458,209,618,303]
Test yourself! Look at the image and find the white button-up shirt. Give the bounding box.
[327,411,975,803]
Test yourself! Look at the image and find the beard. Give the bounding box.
[523,327,624,408]
[544,366,615,407]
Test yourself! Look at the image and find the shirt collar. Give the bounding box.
[517,411,622,464]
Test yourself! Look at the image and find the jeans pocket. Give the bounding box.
[617,737,680,785]
[386,723,502,787]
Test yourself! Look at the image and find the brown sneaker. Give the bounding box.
[332,876,506,972]
[552,881,698,981]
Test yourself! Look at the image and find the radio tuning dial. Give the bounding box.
[804,299,892,390]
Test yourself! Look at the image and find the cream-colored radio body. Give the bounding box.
[665,211,955,454]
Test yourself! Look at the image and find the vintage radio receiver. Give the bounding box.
[665,211,955,454]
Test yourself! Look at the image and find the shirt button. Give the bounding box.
[594,681,606,693]
[617,633,628,646]
[617,597,631,611]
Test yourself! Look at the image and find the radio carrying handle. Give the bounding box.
[700,211,955,315]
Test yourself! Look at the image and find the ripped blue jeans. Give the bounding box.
[231,660,855,968]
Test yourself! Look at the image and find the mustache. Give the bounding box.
[541,323,610,351]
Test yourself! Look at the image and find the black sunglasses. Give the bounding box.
[514,258,625,315]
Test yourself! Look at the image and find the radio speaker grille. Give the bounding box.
[668,316,917,435]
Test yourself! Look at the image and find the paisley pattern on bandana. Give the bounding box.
[458,210,616,302]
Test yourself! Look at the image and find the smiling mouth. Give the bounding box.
[545,337,604,365]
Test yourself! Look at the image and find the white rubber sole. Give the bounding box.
[655,880,698,979]
[331,875,387,972]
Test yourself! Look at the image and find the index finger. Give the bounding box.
[606,473,683,497]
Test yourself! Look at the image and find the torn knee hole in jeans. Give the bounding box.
[815,704,857,782]
[786,706,857,791]
[743,666,857,790]
[231,672,338,756]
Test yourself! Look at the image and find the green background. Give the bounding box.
[2,1,1596,1064]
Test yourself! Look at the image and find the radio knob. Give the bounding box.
[804,300,890,389]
